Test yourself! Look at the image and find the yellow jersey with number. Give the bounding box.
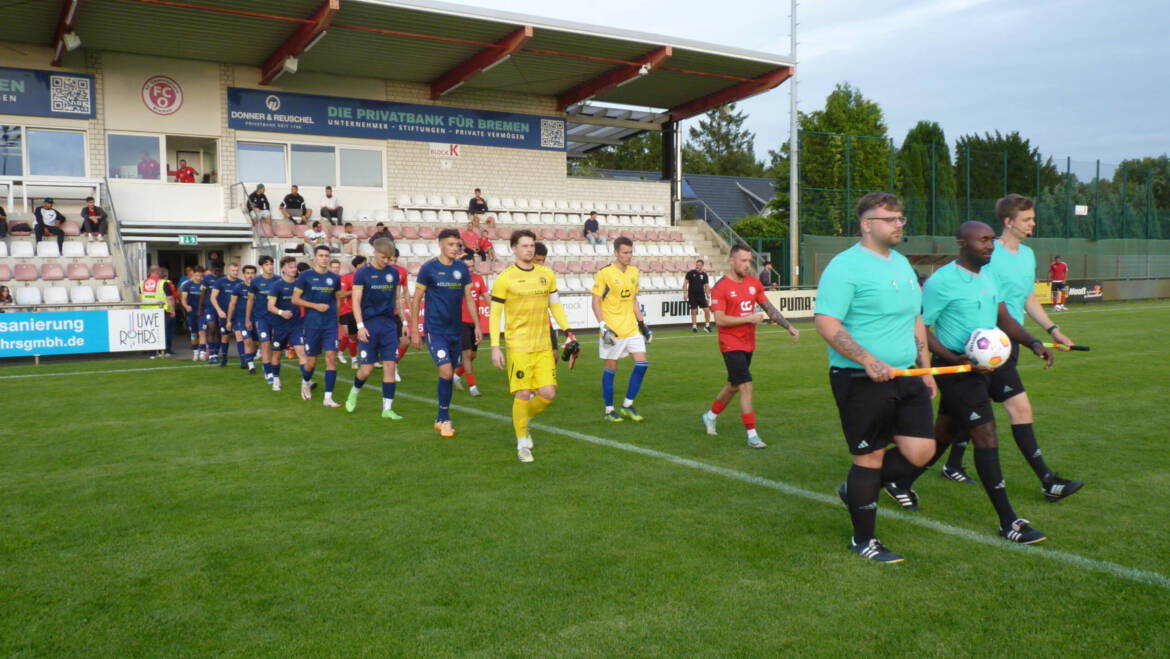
[591,263,640,338]
[490,263,560,353]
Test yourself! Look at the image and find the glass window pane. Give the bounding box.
[28,129,85,177]
[339,148,383,187]
[237,142,286,184]
[0,125,22,176]
[290,144,335,187]
[108,134,161,180]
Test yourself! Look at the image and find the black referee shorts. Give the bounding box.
[829,367,935,455]
[934,357,995,429]
[688,293,709,310]
[988,341,1026,403]
[722,350,753,385]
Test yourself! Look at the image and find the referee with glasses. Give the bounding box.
[815,192,938,563]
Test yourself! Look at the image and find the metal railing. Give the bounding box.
[99,178,141,297]
[682,198,765,271]
[233,182,278,259]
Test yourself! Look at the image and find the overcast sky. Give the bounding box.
[455,0,1170,166]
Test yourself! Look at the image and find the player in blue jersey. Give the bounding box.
[293,245,343,406]
[179,266,206,361]
[210,263,242,368]
[200,267,220,363]
[410,228,481,437]
[266,256,301,392]
[937,194,1084,501]
[227,264,257,374]
[247,255,279,384]
[344,238,406,419]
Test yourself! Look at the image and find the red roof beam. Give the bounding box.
[668,67,793,122]
[50,0,86,67]
[430,25,533,99]
[259,0,339,85]
[556,46,671,111]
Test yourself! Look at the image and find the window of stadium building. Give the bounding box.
[237,142,287,184]
[339,148,383,187]
[108,133,162,180]
[236,141,382,188]
[0,125,21,176]
[27,128,86,177]
[291,143,335,187]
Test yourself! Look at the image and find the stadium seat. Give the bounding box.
[67,263,90,280]
[438,210,454,223]
[390,209,407,222]
[500,198,516,209]
[292,224,309,238]
[529,199,543,210]
[538,228,556,241]
[0,264,11,280]
[274,223,295,239]
[69,285,96,303]
[96,285,121,302]
[93,263,117,280]
[442,194,457,207]
[488,198,500,209]
[15,286,41,305]
[544,200,557,210]
[36,242,61,258]
[474,261,492,275]
[540,213,554,225]
[453,210,468,224]
[87,242,110,257]
[514,198,529,210]
[0,242,6,258]
[374,209,390,222]
[43,286,69,304]
[491,261,506,274]
[41,264,65,280]
[14,264,37,281]
[406,210,422,222]
[650,276,668,291]
[62,220,82,236]
[553,213,567,225]
[358,242,374,257]
[419,226,437,240]
[402,226,420,239]
[421,210,438,222]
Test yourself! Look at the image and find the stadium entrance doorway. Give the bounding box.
[156,250,204,280]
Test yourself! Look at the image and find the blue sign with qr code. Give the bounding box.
[227,87,566,152]
[0,66,96,119]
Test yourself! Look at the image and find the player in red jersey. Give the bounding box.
[337,256,364,366]
[1048,255,1069,310]
[454,251,490,396]
[700,244,800,448]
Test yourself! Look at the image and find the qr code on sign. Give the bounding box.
[50,75,92,115]
[540,119,565,149]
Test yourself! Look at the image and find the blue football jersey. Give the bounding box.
[249,274,278,321]
[293,268,341,330]
[267,277,300,328]
[416,258,469,335]
[353,263,399,321]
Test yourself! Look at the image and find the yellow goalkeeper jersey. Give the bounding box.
[590,263,641,339]
[490,263,561,352]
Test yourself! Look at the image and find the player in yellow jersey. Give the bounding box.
[591,236,653,422]
[490,229,577,463]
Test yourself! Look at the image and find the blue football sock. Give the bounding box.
[220,342,229,357]
[324,369,336,394]
[437,377,453,422]
[236,342,246,365]
[382,381,396,399]
[300,365,313,382]
[626,361,649,403]
[353,375,366,390]
[602,369,616,407]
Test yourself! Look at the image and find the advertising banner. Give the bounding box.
[1065,280,1104,303]
[553,288,818,329]
[1034,281,1052,305]
[0,66,96,119]
[0,309,165,358]
[227,87,566,152]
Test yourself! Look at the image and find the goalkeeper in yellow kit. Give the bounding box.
[490,229,577,463]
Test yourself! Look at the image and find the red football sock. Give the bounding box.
[741,412,756,431]
[398,345,408,360]
[710,399,727,415]
[348,341,356,357]
[466,372,476,387]
[338,334,349,352]
[455,366,465,377]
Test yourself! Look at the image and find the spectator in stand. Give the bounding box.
[320,186,343,225]
[34,197,66,252]
[281,185,312,224]
[461,219,487,261]
[168,158,198,183]
[760,260,781,290]
[0,203,6,239]
[248,184,273,234]
[304,220,333,252]
[368,222,393,246]
[0,286,14,307]
[339,222,359,256]
[80,196,109,242]
[468,188,496,227]
[583,211,603,246]
[138,151,160,179]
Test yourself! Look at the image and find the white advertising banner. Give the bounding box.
[553,288,817,329]
[107,309,167,352]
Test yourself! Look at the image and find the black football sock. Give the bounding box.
[880,447,918,485]
[893,441,946,490]
[973,447,1017,527]
[1011,423,1052,482]
[846,465,881,544]
[945,440,968,470]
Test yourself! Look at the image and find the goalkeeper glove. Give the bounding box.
[560,330,580,368]
[599,321,617,347]
[638,320,653,344]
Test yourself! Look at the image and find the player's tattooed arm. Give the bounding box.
[814,314,890,381]
[760,300,792,330]
[914,317,931,368]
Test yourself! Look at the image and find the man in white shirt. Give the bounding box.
[320,186,343,225]
[303,220,335,252]
[339,222,359,256]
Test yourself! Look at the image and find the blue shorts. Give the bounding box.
[271,324,296,351]
[292,326,305,347]
[255,317,272,343]
[426,332,463,368]
[199,312,213,331]
[303,326,339,356]
[233,318,250,339]
[359,320,400,365]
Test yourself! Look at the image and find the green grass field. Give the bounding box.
[3,300,1170,656]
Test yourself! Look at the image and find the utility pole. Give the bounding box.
[787,0,800,288]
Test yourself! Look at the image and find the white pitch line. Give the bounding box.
[394,389,1170,591]
[0,364,203,380]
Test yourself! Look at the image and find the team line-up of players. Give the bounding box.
[178,192,1083,562]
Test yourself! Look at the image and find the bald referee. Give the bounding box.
[815,192,938,563]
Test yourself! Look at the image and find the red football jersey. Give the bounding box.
[338,271,356,316]
[1048,261,1068,282]
[710,275,768,353]
[461,273,490,330]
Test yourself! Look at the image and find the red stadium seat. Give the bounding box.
[474,261,491,275]
[67,263,91,280]
[419,227,437,240]
[402,226,421,239]
[330,225,347,237]
[351,225,369,239]
[554,228,573,241]
[258,224,274,238]
[273,222,295,239]
[491,261,506,274]
[41,264,66,280]
[292,224,308,238]
[567,261,583,274]
[669,230,683,242]
[93,263,117,280]
[538,228,556,240]
[0,264,12,280]
[14,264,37,281]
[62,220,82,236]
